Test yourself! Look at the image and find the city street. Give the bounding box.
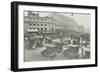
[24,47,69,62]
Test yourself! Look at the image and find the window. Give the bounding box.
[45,28,47,31]
[37,24,39,26]
[37,28,39,30]
[29,24,32,26]
[33,24,35,26]
[52,28,54,30]
[45,24,47,26]
[41,28,43,31]
[41,24,43,26]
[33,28,35,30]
[29,27,32,30]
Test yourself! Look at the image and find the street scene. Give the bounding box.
[24,11,90,62]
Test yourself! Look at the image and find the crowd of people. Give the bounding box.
[24,31,90,60]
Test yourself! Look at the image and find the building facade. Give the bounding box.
[24,11,56,33]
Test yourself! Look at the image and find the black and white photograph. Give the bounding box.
[11,1,97,71]
[24,11,91,62]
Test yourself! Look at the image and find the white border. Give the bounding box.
[18,5,95,68]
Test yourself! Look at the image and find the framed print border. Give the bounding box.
[11,1,98,72]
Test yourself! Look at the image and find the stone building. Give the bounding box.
[24,11,56,33]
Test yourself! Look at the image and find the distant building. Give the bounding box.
[24,11,56,33]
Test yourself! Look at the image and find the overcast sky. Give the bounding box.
[61,13,91,33]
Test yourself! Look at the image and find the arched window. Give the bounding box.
[41,24,43,26]
[45,24,47,26]
[41,28,43,31]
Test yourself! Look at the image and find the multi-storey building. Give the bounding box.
[24,11,56,33]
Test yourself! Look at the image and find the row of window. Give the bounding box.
[29,24,55,27]
[30,24,46,26]
[28,27,54,31]
[25,18,54,22]
[40,19,54,22]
